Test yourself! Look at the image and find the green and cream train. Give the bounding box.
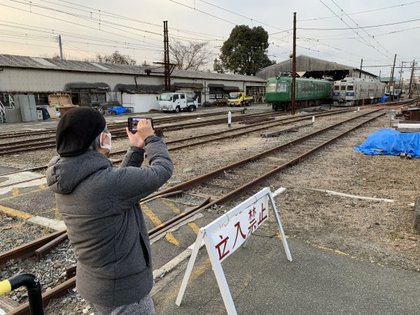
[264,76,333,111]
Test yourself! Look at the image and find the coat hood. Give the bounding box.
[47,150,112,194]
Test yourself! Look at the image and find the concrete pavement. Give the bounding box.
[152,231,420,315]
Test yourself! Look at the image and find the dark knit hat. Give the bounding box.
[56,107,106,157]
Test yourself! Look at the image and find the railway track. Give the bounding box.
[0,108,385,314]
[0,110,284,155]
[0,108,352,171]
[145,108,385,236]
[0,109,351,189]
[0,109,241,140]
[0,98,409,156]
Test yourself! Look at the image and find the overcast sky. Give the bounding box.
[1,0,419,79]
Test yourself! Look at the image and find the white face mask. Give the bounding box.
[100,131,112,151]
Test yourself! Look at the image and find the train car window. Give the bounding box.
[347,86,354,91]
[278,82,287,92]
[266,83,277,93]
[334,86,339,90]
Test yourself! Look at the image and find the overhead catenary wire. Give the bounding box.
[5,0,222,44]
[318,0,390,60]
[1,0,225,62]
[329,0,392,58]
[0,0,417,75]
[45,0,226,41]
[0,22,163,50]
[298,0,420,22]
[299,17,420,31]
[196,0,286,32]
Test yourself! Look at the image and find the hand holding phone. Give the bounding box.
[128,117,154,134]
[126,117,155,148]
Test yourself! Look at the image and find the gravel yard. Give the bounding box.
[0,108,419,314]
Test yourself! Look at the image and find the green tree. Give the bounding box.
[219,25,274,75]
[213,58,225,73]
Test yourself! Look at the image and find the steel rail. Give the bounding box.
[148,110,385,237]
[8,277,76,315]
[108,108,352,156]
[0,98,415,142]
[164,109,353,151]
[0,109,352,176]
[5,110,385,314]
[0,109,243,140]
[34,233,68,259]
[0,190,183,265]
[6,196,213,314]
[0,111,283,155]
[0,230,66,266]
[0,109,265,143]
[143,109,383,201]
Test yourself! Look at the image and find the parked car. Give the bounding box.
[91,101,122,115]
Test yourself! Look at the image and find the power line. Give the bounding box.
[197,0,285,32]
[299,17,420,31]
[0,2,160,45]
[168,0,236,26]
[0,21,163,49]
[318,1,378,48]
[299,1,420,22]
[318,0,390,59]
[0,0,226,64]
[329,0,392,57]
[48,0,226,41]
[7,0,163,37]
[8,0,222,44]
[302,25,420,41]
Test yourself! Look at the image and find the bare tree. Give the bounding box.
[96,50,136,65]
[169,41,210,71]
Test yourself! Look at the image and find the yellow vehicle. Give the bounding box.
[227,92,253,106]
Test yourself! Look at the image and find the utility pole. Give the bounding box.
[291,12,296,115]
[58,35,63,60]
[163,21,170,91]
[152,21,176,91]
[359,58,363,78]
[398,61,405,91]
[408,59,416,99]
[390,54,397,101]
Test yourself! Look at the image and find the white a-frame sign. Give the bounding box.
[176,187,292,315]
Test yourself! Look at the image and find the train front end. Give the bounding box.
[265,77,290,111]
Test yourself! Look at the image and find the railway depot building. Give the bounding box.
[257,54,378,81]
[0,54,264,123]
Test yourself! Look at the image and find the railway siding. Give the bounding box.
[0,105,419,314]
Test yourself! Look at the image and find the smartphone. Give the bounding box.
[128,117,154,133]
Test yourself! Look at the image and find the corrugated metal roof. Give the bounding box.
[256,55,376,79]
[0,54,264,83]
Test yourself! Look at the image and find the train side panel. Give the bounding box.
[333,78,385,106]
[265,76,332,111]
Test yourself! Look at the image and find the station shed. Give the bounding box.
[256,55,378,81]
[0,54,265,123]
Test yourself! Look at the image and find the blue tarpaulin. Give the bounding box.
[378,95,389,103]
[108,106,127,115]
[354,129,420,158]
